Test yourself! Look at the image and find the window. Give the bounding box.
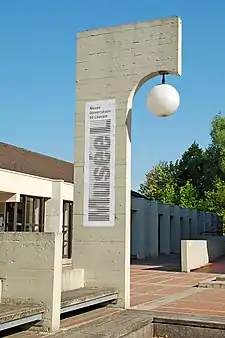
[5,195,45,232]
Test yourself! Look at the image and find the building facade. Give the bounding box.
[0,142,221,266]
[0,142,74,262]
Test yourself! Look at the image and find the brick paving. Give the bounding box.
[131,256,225,319]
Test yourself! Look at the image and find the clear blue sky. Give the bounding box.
[0,0,225,190]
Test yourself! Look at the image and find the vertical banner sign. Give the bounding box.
[83,99,116,227]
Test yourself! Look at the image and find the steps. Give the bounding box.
[61,287,118,314]
[7,310,154,337]
[0,304,44,332]
[0,287,118,334]
[55,309,153,337]
[152,312,225,337]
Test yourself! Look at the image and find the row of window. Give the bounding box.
[4,195,73,259]
[5,195,45,232]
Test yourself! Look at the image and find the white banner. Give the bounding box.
[83,99,116,227]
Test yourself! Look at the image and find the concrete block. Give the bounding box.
[181,237,225,272]
[0,232,62,332]
[62,268,84,292]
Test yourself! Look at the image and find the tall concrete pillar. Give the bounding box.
[45,180,63,233]
[180,208,190,240]
[73,17,182,308]
[190,209,198,239]
[170,205,181,254]
[148,200,159,258]
[159,204,170,255]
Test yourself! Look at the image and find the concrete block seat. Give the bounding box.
[61,287,118,314]
[0,303,44,332]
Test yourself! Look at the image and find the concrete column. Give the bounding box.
[148,201,159,258]
[131,198,146,259]
[45,180,64,233]
[211,213,217,233]
[205,213,211,234]
[212,213,221,234]
[73,17,182,308]
[180,208,190,240]
[141,199,150,259]
[198,211,205,235]
[190,209,198,239]
[159,204,170,255]
[170,205,181,254]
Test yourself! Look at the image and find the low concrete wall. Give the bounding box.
[0,232,62,331]
[181,236,225,272]
[131,195,221,259]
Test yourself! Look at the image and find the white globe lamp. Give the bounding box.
[147,74,180,117]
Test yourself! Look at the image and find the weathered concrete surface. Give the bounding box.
[7,310,153,337]
[0,232,62,331]
[153,312,225,338]
[198,275,225,289]
[181,237,225,272]
[154,323,225,337]
[55,310,153,337]
[0,304,44,324]
[74,16,182,309]
[61,287,118,309]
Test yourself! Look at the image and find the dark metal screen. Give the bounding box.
[62,201,73,259]
[5,195,45,232]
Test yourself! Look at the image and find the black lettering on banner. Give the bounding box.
[93,167,110,181]
[90,119,111,134]
[88,111,112,223]
[94,135,110,150]
[94,151,110,166]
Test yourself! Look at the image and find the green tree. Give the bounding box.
[204,178,225,217]
[139,161,179,204]
[176,142,208,198]
[139,114,225,223]
[179,181,200,209]
[209,114,225,175]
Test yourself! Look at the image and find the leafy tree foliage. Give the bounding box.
[139,115,225,223]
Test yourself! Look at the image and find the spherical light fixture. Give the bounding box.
[147,74,180,117]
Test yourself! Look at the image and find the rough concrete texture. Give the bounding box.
[73,16,182,308]
[45,180,64,233]
[153,312,225,337]
[0,304,44,324]
[8,310,153,337]
[154,323,225,337]
[53,309,153,337]
[0,232,62,331]
[61,287,118,309]
[198,275,225,289]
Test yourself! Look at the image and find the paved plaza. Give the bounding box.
[5,256,225,337]
[131,256,225,319]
